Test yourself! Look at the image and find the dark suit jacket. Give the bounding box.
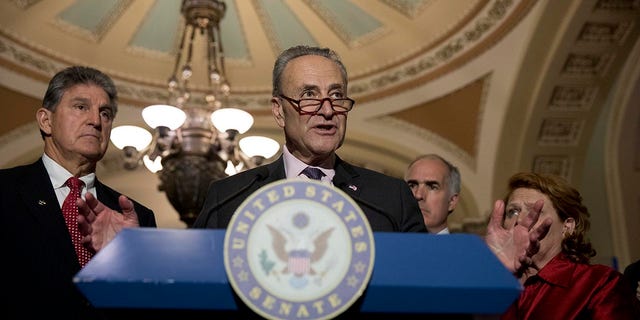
[193,155,426,232]
[0,159,156,319]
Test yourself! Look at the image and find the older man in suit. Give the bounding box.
[193,46,552,280]
[0,66,156,318]
[193,46,425,232]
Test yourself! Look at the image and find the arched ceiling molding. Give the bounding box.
[0,64,47,137]
[0,35,66,81]
[448,183,482,232]
[345,0,489,80]
[10,0,42,10]
[0,121,42,168]
[389,75,488,159]
[494,0,593,200]
[500,0,640,190]
[605,33,640,267]
[0,0,538,112]
[302,0,387,49]
[351,0,537,103]
[0,63,47,99]
[51,0,132,42]
[379,0,434,18]
[0,0,529,98]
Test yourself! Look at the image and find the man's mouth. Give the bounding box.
[313,123,336,133]
[80,133,101,140]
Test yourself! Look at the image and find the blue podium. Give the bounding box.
[74,228,520,316]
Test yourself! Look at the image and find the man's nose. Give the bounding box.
[316,98,335,116]
[413,185,426,199]
[88,108,102,127]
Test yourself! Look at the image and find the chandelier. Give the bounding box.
[109,0,279,226]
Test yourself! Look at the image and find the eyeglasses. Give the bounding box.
[278,94,355,115]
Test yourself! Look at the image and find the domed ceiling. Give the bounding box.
[0,0,506,91]
[0,0,538,172]
[1,0,639,266]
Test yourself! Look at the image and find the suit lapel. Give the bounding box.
[20,160,66,227]
[95,179,120,210]
[332,156,362,198]
[19,160,78,265]
[260,156,286,184]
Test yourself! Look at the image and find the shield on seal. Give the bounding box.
[288,249,311,276]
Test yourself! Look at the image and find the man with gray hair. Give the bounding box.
[405,154,461,234]
[0,66,156,318]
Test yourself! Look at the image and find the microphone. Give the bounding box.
[198,166,269,228]
[336,183,400,232]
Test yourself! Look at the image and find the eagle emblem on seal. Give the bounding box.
[266,212,335,288]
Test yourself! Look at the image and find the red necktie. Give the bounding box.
[62,177,93,267]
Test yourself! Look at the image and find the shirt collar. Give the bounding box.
[42,153,96,190]
[282,145,335,181]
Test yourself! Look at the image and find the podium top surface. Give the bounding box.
[75,228,521,315]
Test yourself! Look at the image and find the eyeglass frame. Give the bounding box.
[278,94,355,115]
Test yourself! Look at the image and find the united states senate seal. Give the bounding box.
[224,179,375,320]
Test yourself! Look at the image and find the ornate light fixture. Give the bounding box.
[110,0,279,226]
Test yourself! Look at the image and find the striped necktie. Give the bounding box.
[301,167,325,180]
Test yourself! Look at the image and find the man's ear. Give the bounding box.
[447,193,459,214]
[271,97,285,128]
[36,108,53,136]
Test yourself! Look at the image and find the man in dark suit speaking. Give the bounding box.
[192,46,425,233]
[193,45,551,278]
[0,66,156,318]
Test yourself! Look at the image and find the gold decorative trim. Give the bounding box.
[303,0,390,49]
[0,35,61,76]
[475,73,492,161]
[0,32,271,109]
[125,45,174,61]
[578,21,632,45]
[114,79,272,111]
[548,85,598,112]
[251,0,283,56]
[532,155,572,180]
[594,0,640,11]
[537,118,584,146]
[561,53,614,77]
[10,0,41,10]
[50,0,132,42]
[350,0,520,97]
[380,0,434,18]
[0,122,38,151]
